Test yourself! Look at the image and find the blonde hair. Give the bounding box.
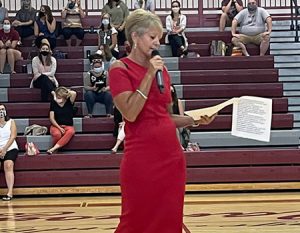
[55,86,70,99]
[125,9,163,47]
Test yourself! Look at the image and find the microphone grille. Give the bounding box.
[151,50,160,57]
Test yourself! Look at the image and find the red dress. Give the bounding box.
[109,57,186,233]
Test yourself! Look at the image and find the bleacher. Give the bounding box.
[1,6,300,195]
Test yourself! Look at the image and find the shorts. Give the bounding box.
[0,148,18,162]
[232,33,267,45]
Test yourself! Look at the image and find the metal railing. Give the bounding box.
[290,0,299,42]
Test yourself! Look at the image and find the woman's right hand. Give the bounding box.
[59,127,65,134]
[148,53,164,78]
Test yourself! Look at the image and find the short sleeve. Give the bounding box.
[111,27,118,34]
[50,100,55,111]
[260,8,271,21]
[109,66,133,98]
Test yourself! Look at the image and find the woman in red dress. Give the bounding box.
[109,9,215,233]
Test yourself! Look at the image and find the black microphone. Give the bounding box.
[151,50,164,93]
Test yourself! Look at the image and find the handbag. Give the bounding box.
[24,124,48,136]
[25,142,40,156]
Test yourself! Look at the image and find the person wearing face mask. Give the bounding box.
[12,0,36,40]
[102,0,129,46]
[134,0,155,14]
[84,54,113,118]
[31,40,58,102]
[98,13,119,58]
[0,104,19,201]
[219,0,243,32]
[47,87,77,154]
[0,18,23,74]
[0,0,8,29]
[34,5,56,50]
[61,0,85,47]
[165,1,188,57]
[231,0,272,56]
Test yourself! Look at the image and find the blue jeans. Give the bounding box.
[84,90,113,115]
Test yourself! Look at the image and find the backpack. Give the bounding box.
[180,128,191,149]
[210,40,227,56]
[24,124,48,136]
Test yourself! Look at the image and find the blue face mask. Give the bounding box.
[94,67,103,73]
[102,19,110,26]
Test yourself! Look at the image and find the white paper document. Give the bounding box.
[231,96,272,142]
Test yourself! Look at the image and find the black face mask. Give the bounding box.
[39,11,45,18]
[68,2,75,9]
[40,51,49,56]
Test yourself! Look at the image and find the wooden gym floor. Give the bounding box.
[1,192,300,233]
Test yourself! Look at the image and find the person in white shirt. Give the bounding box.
[165,1,188,57]
[0,104,18,201]
[31,39,58,102]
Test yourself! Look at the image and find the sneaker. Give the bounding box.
[2,195,13,201]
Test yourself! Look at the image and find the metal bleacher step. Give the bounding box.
[191,130,300,148]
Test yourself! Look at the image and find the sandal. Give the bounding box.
[2,195,13,201]
[111,148,117,154]
[47,149,56,155]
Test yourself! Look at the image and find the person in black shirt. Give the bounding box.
[47,86,77,154]
[84,55,113,118]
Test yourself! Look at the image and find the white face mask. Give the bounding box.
[0,109,7,118]
[94,67,103,73]
[3,24,11,31]
[102,19,109,26]
[172,7,180,13]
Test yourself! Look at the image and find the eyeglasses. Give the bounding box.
[172,5,179,7]
[248,2,256,5]
[92,59,103,64]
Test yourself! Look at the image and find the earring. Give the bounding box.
[133,42,137,49]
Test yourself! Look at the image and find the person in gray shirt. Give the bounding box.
[12,0,37,39]
[231,0,272,56]
[0,0,8,29]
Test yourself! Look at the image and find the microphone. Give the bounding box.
[151,50,164,93]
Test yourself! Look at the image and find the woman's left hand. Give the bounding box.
[195,114,217,126]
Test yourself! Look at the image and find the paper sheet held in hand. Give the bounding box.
[184,96,272,142]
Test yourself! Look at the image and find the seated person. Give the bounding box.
[165,1,188,57]
[219,0,243,32]
[231,0,272,56]
[0,104,19,201]
[31,39,58,102]
[98,12,119,58]
[0,0,8,29]
[47,87,77,154]
[134,0,155,14]
[61,0,85,47]
[12,0,36,40]
[0,18,23,74]
[84,54,113,118]
[34,5,56,50]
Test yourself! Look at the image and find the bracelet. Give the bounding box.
[136,89,148,100]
